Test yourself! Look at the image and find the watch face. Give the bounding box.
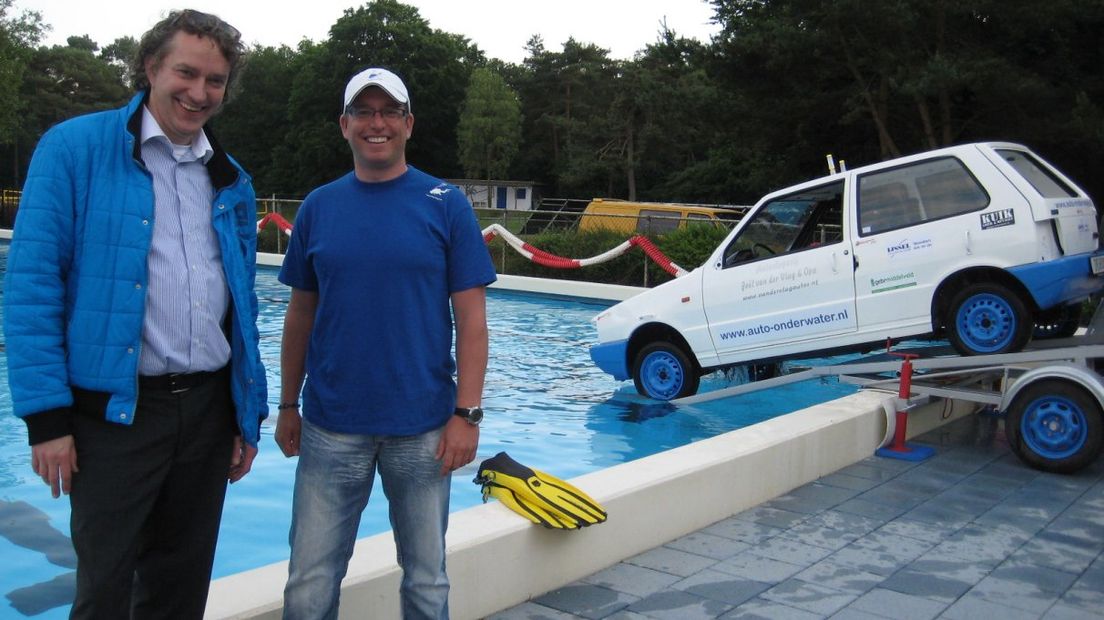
[468,407,484,424]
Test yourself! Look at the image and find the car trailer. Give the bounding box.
[676,313,1104,474]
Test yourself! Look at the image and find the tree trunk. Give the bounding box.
[626,122,637,201]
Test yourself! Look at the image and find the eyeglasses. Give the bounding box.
[344,105,408,121]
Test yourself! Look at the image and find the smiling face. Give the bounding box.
[340,86,414,182]
[144,31,230,145]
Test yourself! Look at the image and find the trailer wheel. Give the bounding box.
[633,342,700,401]
[1006,379,1103,474]
[946,283,1030,355]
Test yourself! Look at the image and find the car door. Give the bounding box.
[700,181,858,361]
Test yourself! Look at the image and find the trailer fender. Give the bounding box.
[1000,363,1104,413]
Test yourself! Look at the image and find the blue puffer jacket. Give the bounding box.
[3,92,269,446]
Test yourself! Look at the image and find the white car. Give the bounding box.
[591,142,1104,400]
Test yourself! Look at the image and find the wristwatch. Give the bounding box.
[453,406,484,426]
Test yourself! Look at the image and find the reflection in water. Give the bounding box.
[0,501,76,615]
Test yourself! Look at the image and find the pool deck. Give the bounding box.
[488,413,1104,620]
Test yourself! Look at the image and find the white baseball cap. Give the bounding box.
[343,67,411,112]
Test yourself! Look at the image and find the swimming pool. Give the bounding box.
[0,241,856,617]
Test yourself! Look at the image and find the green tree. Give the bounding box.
[100,36,138,83]
[457,67,522,180]
[0,0,43,147]
[2,38,128,188]
[213,44,298,192]
[267,0,483,194]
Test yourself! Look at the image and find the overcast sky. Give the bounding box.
[16,0,721,64]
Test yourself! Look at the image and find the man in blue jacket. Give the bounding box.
[2,9,267,618]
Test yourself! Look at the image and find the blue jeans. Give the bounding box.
[283,419,451,620]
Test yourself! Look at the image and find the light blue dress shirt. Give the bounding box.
[137,106,231,375]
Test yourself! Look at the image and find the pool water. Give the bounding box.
[0,242,856,617]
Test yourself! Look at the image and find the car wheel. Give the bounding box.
[1006,379,1103,474]
[1033,303,1082,340]
[632,342,700,401]
[946,283,1030,355]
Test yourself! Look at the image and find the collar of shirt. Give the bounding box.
[140,105,214,164]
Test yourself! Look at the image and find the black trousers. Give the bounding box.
[68,371,236,620]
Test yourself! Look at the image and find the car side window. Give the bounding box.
[722,182,844,268]
[636,209,680,234]
[859,157,989,236]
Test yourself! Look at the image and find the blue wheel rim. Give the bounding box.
[1020,395,1088,460]
[640,350,685,400]
[956,292,1016,353]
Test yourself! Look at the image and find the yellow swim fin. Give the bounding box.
[474,452,607,529]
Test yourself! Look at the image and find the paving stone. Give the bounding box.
[1009,531,1100,574]
[671,568,771,606]
[856,482,932,512]
[602,611,653,620]
[624,589,734,620]
[877,549,995,603]
[939,592,1041,620]
[702,517,783,545]
[625,546,717,578]
[1043,602,1104,619]
[799,510,884,539]
[834,462,903,482]
[897,500,976,531]
[1060,561,1104,613]
[533,584,637,620]
[816,472,883,492]
[967,567,1069,614]
[582,561,682,598]
[486,601,581,620]
[893,468,963,495]
[777,521,863,552]
[847,587,947,620]
[826,608,889,620]
[746,535,835,566]
[663,531,750,561]
[733,505,809,529]
[974,501,1052,536]
[793,560,882,595]
[766,482,860,515]
[718,597,822,619]
[875,517,953,544]
[760,577,857,616]
[832,497,908,522]
[929,522,1029,564]
[828,529,933,577]
[712,550,804,583]
[1044,511,1104,548]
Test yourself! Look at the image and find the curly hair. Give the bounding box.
[129,9,246,100]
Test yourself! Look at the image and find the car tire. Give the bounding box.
[1006,379,1103,474]
[632,342,700,401]
[946,283,1031,355]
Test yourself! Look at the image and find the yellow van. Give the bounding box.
[577,198,744,234]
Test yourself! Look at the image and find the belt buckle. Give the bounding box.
[167,373,190,394]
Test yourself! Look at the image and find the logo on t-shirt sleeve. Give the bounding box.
[427,184,452,201]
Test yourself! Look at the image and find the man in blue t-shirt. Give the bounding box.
[276,67,496,619]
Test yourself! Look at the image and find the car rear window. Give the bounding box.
[996,149,1077,198]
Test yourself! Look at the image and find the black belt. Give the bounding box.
[139,367,228,394]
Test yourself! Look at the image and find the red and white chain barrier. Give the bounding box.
[257,212,293,237]
[255,217,688,278]
[480,223,688,277]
